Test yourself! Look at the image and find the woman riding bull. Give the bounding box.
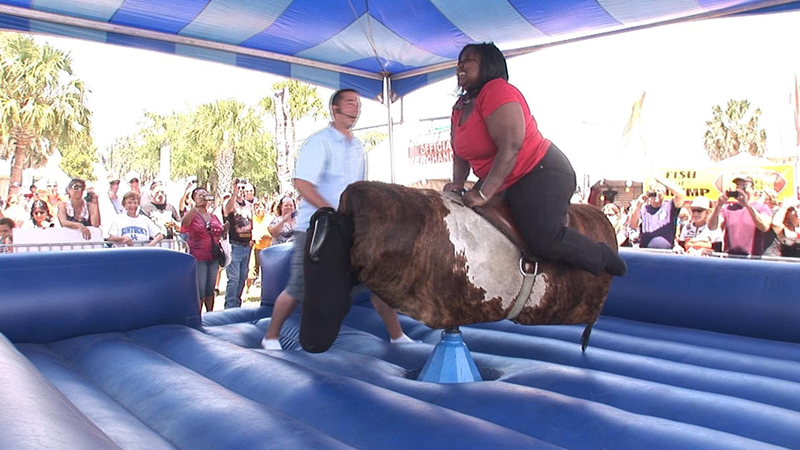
[444,42,626,277]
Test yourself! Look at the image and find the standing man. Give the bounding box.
[142,180,180,239]
[126,171,142,197]
[43,179,64,217]
[261,89,411,350]
[678,196,721,254]
[99,172,124,234]
[628,177,686,250]
[106,173,124,214]
[708,174,772,256]
[244,183,256,206]
[223,177,253,308]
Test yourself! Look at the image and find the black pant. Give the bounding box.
[504,144,605,275]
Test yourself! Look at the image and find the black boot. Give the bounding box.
[600,243,627,276]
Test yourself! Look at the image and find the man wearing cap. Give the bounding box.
[126,171,142,197]
[106,173,124,214]
[679,196,721,253]
[141,180,180,239]
[708,174,772,256]
[99,173,124,234]
[628,177,686,249]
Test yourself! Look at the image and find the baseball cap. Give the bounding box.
[731,173,753,184]
[690,196,711,210]
[125,170,141,182]
[107,172,121,183]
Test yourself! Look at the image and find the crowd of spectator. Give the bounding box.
[600,173,800,258]
[4,168,799,310]
[1,172,298,311]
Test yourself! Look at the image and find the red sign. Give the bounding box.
[408,140,453,166]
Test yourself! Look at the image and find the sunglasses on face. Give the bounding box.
[46,184,56,188]
[71,185,85,191]
[130,179,139,183]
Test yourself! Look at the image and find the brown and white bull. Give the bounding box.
[300,181,618,353]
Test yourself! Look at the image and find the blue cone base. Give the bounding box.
[418,329,482,383]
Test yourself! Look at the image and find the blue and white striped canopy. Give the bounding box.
[1,0,798,100]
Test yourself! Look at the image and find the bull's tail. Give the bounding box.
[580,321,595,352]
[299,207,356,353]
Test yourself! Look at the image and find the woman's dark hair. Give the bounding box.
[191,187,207,201]
[67,178,85,194]
[276,195,296,216]
[30,200,52,222]
[458,42,508,98]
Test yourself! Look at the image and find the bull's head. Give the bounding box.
[299,207,356,353]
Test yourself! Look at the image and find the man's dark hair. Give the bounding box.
[330,89,358,108]
[459,42,508,96]
[0,217,14,228]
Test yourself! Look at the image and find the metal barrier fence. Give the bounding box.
[0,238,188,253]
[630,247,800,263]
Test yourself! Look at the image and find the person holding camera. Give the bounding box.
[57,178,101,240]
[182,187,224,313]
[708,174,772,256]
[223,177,254,309]
[628,177,686,250]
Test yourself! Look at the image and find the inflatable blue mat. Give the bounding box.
[1,247,799,449]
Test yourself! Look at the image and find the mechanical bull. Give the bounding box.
[300,181,618,353]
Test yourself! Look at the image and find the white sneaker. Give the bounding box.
[261,338,282,350]
[390,334,414,344]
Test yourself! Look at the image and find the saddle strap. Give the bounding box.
[507,259,539,320]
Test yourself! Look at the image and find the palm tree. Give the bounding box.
[188,99,262,198]
[703,99,767,162]
[0,33,92,185]
[259,80,326,193]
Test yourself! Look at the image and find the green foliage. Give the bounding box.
[356,130,388,152]
[60,143,97,180]
[259,80,327,192]
[703,99,767,162]
[106,100,276,198]
[259,80,328,121]
[0,32,93,184]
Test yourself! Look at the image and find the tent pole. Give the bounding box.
[384,75,396,184]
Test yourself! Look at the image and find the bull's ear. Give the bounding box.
[300,208,354,353]
[308,207,336,263]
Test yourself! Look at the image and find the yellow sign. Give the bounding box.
[645,163,796,202]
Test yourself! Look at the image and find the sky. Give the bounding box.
[27,9,800,185]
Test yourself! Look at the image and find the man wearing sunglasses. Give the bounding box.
[142,180,180,239]
[223,177,253,309]
[43,179,64,217]
[678,196,721,254]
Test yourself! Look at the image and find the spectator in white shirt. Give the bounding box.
[106,192,163,247]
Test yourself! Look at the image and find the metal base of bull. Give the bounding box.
[418,328,482,383]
